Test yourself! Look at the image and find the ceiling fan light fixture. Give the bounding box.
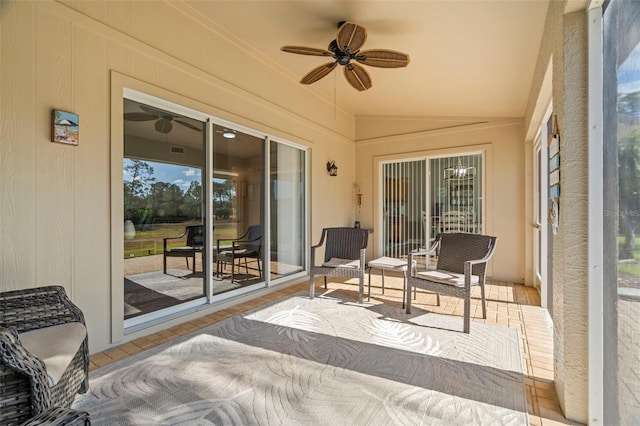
[155,119,173,134]
[222,131,236,139]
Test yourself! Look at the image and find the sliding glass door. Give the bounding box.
[603,1,640,422]
[269,141,306,279]
[123,98,206,321]
[381,153,484,258]
[382,160,426,258]
[212,124,265,290]
[121,92,308,326]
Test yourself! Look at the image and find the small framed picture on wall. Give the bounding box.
[51,109,79,146]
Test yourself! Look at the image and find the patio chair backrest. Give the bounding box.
[436,232,497,277]
[186,225,204,249]
[245,224,262,254]
[322,227,369,262]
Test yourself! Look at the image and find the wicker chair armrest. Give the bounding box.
[232,236,261,246]
[162,235,186,243]
[310,229,327,251]
[216,238,229,251]
[217,236,246,251]
[0,326,52,412]
[466,253,493,266]
[310,245,318,266]
[426,237,441,254]
[464,253,493,276]
[0,286,85,332]
[409,239,440,261]
[464,240,497,271]
[310,230,328,265]
[408,240,438,274]
[163,228,188,248]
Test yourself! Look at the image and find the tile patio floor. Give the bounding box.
[91,269,583,425]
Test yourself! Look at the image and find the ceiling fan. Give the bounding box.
[281,21,410,91]
[124,105,202,134]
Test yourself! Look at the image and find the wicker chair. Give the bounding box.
[406,233,497,333]
[216,224,262,283]
[309,227,369,303]
[163,224,205,275]
[0,286,89,425]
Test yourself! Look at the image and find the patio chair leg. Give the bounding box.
[381,270,385,294]
[367,269,372,302]
[324,276,327,289]
[405,283,412,314]
[463,294,471,333]
[310,273,315,299]
[480,281,487,319]
[402,271,406,309]
[230,258,236,283]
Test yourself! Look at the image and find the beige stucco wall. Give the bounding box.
[522,1,589,422]
[0,0,357,353]
[354,117,525,283]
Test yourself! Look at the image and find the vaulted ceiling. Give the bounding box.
[182,0,550,118]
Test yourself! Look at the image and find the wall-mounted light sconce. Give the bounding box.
[327,161,338,176]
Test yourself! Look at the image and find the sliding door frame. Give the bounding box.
[374,144,490,260]
[113,82,309,341]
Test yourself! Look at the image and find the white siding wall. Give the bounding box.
[0,0,355,353]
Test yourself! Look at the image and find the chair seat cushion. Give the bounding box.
[416,269,479,287]
[18,322,87,387]
[322,258,360,268]
[218,249,256,259]
[167,246,200,254]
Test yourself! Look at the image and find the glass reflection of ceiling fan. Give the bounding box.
[124,105,202,134]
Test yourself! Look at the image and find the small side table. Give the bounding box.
[367,257,415,308]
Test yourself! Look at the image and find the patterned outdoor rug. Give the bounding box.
[75,293,528,425]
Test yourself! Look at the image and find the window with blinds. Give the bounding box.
[381,154,483,258]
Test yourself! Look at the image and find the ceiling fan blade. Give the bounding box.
[336,21,367,52]
[300,62,338,85]
[281,46,333,57]
[175,119,202,132]
[140,104,169,115]
[155,119,173,134]
[343,63,371,91]
[356,49,410,68]
[123,112,159,121]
